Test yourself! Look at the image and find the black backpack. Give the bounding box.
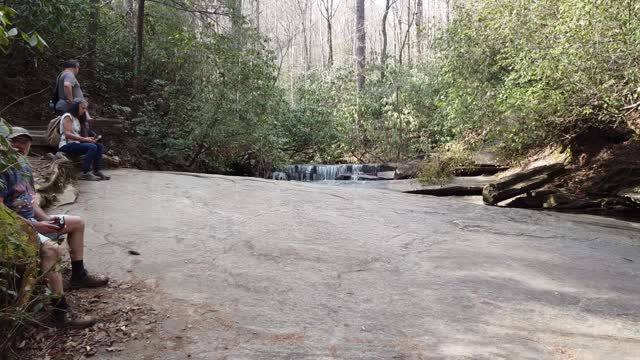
[48,72,63,112]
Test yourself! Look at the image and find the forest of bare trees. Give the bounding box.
[252,0,452,87]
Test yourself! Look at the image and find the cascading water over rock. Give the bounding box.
[272,164,394,181]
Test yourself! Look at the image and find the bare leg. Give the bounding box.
[60,215,109,288]
[40,240,63,295]
[61,215,85,261]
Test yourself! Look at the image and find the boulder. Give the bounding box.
[376,171,396,180]
[392,159,423,180]
[352,174,381,181]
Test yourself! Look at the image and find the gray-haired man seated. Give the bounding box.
[1,127,109,328]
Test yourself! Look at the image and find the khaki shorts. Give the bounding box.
[30,215,65,245]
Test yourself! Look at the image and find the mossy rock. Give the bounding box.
[0,204,39,307]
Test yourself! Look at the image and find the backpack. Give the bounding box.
[46,116,62,147]
[48,72,63,112]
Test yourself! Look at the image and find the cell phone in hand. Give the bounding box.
[51,216,65,230]
[95,135,102,142]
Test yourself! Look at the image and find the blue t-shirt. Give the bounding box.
[0,158,36,219]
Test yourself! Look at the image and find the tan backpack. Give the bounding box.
[46,116,62,147]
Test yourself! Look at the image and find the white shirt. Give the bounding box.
[58,113,81,149]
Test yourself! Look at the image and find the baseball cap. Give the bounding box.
[8,127,33,141]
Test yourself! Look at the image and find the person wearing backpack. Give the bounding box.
[58,101,109,181]
[53,60,92,120]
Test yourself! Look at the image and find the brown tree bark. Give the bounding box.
[482,164,566,205]
[355,0,366,92]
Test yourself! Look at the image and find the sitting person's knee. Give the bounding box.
[41,241,61,259]
[64,215,85,229]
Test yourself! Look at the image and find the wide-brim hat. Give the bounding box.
[8,127,33,141]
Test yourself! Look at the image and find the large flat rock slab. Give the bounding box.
[60,169,640,359]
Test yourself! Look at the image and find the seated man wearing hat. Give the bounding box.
[1,127,109,328]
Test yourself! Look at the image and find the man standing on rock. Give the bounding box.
[1,127,109,328]
[54,60,92,120]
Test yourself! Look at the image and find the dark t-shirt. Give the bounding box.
[0,158,36,219]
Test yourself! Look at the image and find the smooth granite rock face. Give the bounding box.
[64,169,640,360]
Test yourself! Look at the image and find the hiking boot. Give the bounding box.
[70,272,109,289]
[93,171,111,180]
[79,172,101,181]
[53,312,97,329]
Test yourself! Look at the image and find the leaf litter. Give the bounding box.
[15,280,161,359]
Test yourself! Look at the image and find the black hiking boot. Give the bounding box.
[53,311,97,329]
[70,272,109,289]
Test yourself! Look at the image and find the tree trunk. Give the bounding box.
[134,0,145,92]
[398,0,416,66]
[355,0,366,92]
[406,0,412,65]
[416,0,423,56]
[319,0,336,68]
[124,0,134,31]
[482,164,565,205]
[254,0,260,32]
[445,0,451,24]
[86,0,99,85]
[380,0,391,80]
[327,15,334,67]
[302,0,311,74]
[231,0,243,32]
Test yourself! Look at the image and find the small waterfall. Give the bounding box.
[273,164,393,181]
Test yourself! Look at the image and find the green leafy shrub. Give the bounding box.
[418,145,475,185]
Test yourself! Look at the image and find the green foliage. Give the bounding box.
[129,5,291,175]
[290,65,442,163]
[418,146,475,185]
[432,0,640,155]
[0,5,46,53]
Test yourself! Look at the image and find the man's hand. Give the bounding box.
[83,137,97,144]
[32,221,62,234]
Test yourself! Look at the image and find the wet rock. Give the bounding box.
[376,171,396,180]
[392,159,423,179]
[352,174,380,181]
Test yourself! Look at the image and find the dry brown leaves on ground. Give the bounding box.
[555,139,640,198]
[15,280,161,360]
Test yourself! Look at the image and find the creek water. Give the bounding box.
[272,164,392,181]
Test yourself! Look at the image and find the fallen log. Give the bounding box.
[482,163,565,205]
[454,165,509,177]
[405,186,483,197]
